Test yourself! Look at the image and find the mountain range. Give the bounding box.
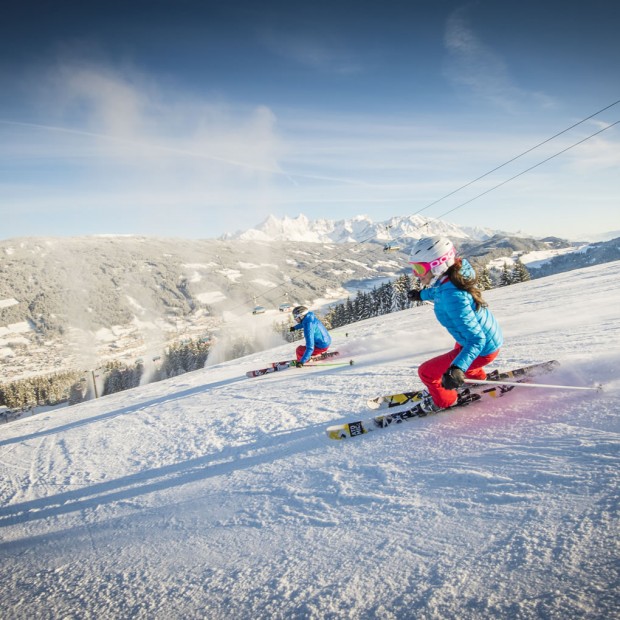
[222,213,507,244]
[223,212,620,280]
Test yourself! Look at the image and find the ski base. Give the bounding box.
[328,360,560,440]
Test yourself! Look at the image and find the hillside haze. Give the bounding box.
[0,235,401,380]
[2,214,618,381]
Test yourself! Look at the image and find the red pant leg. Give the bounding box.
[296,345,329,362]
[418,347,500,408]
[312,346,329,358]
[296,345,306,361]
[418,349,461,408]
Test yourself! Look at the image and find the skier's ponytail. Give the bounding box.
[447,258,487,311]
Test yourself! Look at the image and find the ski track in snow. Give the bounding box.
[1,261,619,619]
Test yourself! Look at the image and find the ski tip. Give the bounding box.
[326,425,348,440]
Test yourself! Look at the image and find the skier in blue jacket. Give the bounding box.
[289,306,332,366]
[407,236,503,412]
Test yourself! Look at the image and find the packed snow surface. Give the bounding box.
[1,262,619,619]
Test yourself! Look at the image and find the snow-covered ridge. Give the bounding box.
[222,213,506,244]
[487,244,590,270]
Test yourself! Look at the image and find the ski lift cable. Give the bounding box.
[413,98,620,218]
[231,103,620,314]
[432,120,620,222]
[389,102,620,245]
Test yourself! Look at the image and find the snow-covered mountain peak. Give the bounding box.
[223,213,504,244]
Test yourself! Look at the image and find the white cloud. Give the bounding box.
[258,29,364,75]
[47,63,285,173]
[0,62,288,235]
[443,8,554,112]
[566,124,620,171]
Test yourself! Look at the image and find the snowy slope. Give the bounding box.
[487,245,589,270]
[1,262,619,620]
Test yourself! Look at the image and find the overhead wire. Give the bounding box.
[414,98,620,217]
[433,119,620,222]
[227,101,620,315]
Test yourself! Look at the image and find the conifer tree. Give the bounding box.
[342,302,351,326]
[408,276,422,305]
[69,379,88,405]
[511,257,531,283]
[392,274,409,311]
[478,266,493,290]
[499,262,513,286]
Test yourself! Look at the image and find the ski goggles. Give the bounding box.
[409,261,432,277]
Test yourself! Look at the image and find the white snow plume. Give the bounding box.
[205,310,288,365]
[1,260,619,619]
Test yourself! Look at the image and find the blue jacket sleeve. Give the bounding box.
[420,286,436,303]
[300,323,315,363]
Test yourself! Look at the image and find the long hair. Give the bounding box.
[446,258,487,311]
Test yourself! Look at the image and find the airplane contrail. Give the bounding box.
[0,118,375,187]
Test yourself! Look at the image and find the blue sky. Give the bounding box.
[1,0,618,241]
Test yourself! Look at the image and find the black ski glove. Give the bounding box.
[289,326,296,332]
[407,289,421,302]
[442,365,465,390]
[292,361,304,368]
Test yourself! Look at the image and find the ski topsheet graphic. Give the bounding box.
[366,360,560,410]
[327,360,560,440]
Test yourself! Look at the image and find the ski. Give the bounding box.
[246,351,341,378]
[327,360,560,440]
[367,360,560,410]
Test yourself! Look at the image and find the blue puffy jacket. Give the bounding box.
[419,259,503,371]
[291,311,332,363]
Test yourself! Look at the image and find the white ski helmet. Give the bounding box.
[408,236,457,278]
[292,305,309,321]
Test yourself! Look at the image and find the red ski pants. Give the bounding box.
[418,344,500,408]
[296,345,329,362]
